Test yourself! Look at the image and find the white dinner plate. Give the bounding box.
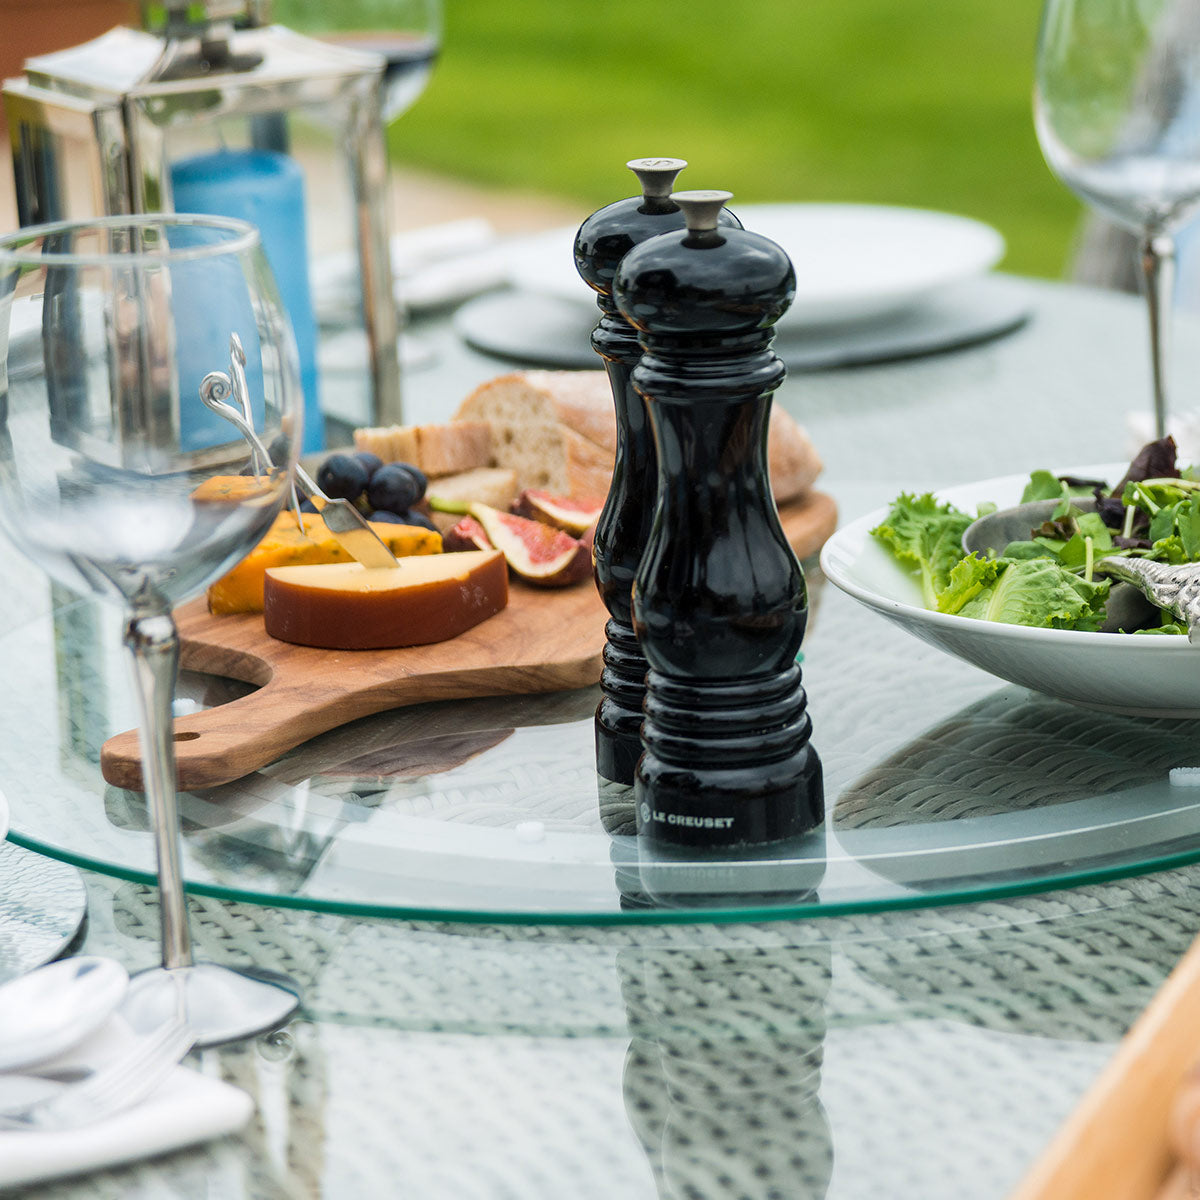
[507,203,1006,330]
[820,464,1200,718]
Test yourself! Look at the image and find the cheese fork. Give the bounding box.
[0,1018,194,1131]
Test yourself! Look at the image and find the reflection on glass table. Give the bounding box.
[9,579,1200,924]
[43,850,1200,1199]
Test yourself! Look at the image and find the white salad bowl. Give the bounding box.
[820,464,1200,717]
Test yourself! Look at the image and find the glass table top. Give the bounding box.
[9,569,1200,924]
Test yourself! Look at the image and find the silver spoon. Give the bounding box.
[0,957,128,1073]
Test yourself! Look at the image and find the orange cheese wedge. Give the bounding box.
[263,550,508,649]
[208,511,442,614]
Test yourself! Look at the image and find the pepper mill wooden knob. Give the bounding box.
[573,159,742,793]
[613,190,823,849]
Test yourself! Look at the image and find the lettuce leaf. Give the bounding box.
[935,555,1109,631]
[870,493,974,609]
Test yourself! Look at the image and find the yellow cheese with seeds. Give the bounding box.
[207,511,442,614]
[191,475,277,505]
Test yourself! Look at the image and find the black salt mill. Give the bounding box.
[573,158,741,796]
[613,190,823,849]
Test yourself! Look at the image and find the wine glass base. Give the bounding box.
[0,842,88,984]
[121,962,301,1048]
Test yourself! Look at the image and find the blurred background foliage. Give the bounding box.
[279,0,1081,279]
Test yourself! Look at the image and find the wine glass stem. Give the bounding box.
[122,608,193,972]
[1139,231,1175,441]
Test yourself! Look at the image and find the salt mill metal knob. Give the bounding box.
[613,190,823,849]
[573,158,740,796]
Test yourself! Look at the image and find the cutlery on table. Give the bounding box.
[0,957,128,1073]
[0,1017,194,1131]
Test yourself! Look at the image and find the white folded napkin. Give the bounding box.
[312,217,504,323]
[396,245,511,311]
[0,1017,253,1188]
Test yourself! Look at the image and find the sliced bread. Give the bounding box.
[353,420,493,478]
[454,370,822,502]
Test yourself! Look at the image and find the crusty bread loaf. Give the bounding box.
[453,371,595,495]
[454,370,822,502]
[765,411,821,505]
[353,420,492,477]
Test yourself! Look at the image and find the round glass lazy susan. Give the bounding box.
[9,589,1200,925]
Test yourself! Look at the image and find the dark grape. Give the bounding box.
[396,462,428,501]
[394,509,438,532]
[317,453,368,501]
[299,498,319,514]
[268,434,291,467]
[367,463,421,513]
[368,509,406,524]
[354,450,384,481]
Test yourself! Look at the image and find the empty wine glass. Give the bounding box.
[0,214,303,1045]
[276,0,441,123]
[1035,0,1200,440]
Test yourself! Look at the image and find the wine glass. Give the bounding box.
[1035,0,1200,441]
[0,214,303,1045]
[275,0,441,124]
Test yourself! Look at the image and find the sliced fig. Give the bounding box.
[511,489,605,536]
[469,502,591,587]
[442,514,493,553]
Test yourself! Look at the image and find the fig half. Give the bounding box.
[442,514,493,553]
[512,489,604,536]
[468,503,592,587]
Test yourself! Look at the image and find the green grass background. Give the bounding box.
[282,0,1081,279]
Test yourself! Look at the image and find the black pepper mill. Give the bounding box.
[613,190,823,849]
[573,160,741,803]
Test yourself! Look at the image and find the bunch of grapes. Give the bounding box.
[310,453,437,532]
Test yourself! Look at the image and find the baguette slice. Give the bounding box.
[264,551,508,649]
[353,420,493,478]
[454,370,822,501]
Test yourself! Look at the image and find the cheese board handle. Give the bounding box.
[99,675,362,792]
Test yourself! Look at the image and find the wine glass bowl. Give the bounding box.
[1035,0,1200,439]
[0,214,303,1043]
[0,216,295,608]
[276,0,442,123]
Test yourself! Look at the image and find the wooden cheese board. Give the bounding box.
[100,490,838,791]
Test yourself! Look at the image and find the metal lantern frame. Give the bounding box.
[3,20,401,431]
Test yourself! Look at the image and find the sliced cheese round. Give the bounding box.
[263,550,508,649]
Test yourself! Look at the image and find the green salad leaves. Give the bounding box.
[870,438,1200,634]
[935,554,1109,631]
[870,493,973,609]
[871,493,1110,631]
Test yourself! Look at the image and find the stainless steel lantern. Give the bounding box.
[3,0,402,446]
